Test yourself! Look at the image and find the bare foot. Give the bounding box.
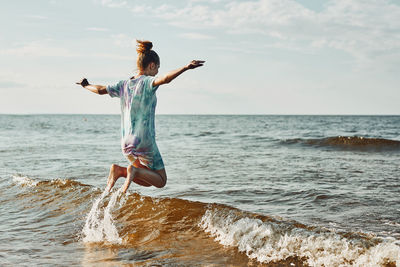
[121,165,136,193]
[106,164,126,192]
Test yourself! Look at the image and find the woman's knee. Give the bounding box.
[111,164,126,176]
[127,165,137,175]
[156,175,167,188]
[111,163,124,171]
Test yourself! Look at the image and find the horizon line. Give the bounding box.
[1,113,399,116]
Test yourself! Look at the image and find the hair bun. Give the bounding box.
[136,40,153,54]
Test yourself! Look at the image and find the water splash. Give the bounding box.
[82,189,123,244]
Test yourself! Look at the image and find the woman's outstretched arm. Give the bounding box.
[153,60,205,87]
[76,78,108,95]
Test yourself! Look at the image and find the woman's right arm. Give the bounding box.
[76,78,108,95]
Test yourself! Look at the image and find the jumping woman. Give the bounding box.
[76,40,204,193]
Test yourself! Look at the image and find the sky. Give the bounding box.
[0,0,399,115]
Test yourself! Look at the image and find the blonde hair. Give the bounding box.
[136,40,160,70]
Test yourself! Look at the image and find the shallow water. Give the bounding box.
[1,115,399,266]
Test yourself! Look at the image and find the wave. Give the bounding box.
[196,131,226,137]
[282,136,400,151]
[12,175,89,188]
[200,209,400,266]
[9,176,400,266]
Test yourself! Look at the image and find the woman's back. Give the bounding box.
[107,75,159,158]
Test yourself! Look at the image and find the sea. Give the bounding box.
[0,114,399,266]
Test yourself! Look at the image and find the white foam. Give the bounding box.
[12,175,39,187]
[199,209,400,266]
[82,189,122,244]
[383,220,400,228]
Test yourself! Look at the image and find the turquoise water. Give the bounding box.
[1,115,399,266]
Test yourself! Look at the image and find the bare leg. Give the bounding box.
[106,164,127,192]
[106,163,155,192]
[121,165,167,193]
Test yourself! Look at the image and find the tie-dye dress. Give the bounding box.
[106,75,164,170]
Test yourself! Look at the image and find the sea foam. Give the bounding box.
[12,175,39,187]
[199,209,400,266]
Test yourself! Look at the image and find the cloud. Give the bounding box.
[0,41,79,58]
[124,0,400,64]
[111,34,136,48]
[0,81,26,89]
[0,40,132,60]
[130,5,148,13]
[0,41,77,58]
[86,27,109,32]
[188,0,228,3]
[98,0,127,8]
[25,15,48,20]
[0,71,29,91]
[179,32,214,40]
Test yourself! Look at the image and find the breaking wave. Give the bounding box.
[200,208,400,266]
[8,175,400,266]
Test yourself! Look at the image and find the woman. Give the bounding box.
[76,40,204,193]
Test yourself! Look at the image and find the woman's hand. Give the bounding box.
[186,60,205,70]
[76,78,89,87]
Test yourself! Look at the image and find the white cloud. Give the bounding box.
[25,15,48,20]
[125,0,400,65]
[0,40,132,61]
[91,52,132,61]
[86,27,109,32]
[211,39,307,55]
[188,0,227,3]
[111,34,136,48]
[0,81,26,89]
[99,0,127,8]
[152,4,214,29]
[0,72,32,91]
[180,32,214,40]
[130,5,148,13]
[0,41,78,58]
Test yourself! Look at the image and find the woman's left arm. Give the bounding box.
[153,60,205,87]
[76,78,108,95]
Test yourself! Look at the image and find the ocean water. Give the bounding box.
[0,114,399,266]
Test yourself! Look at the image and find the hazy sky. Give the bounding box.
[1,0,399,114]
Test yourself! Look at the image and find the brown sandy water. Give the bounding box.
[2,176,398,266]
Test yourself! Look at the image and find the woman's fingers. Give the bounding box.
[192,60,205,64]
[188,60,205,69]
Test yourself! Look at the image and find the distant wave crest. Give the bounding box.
[283,136,400,151]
